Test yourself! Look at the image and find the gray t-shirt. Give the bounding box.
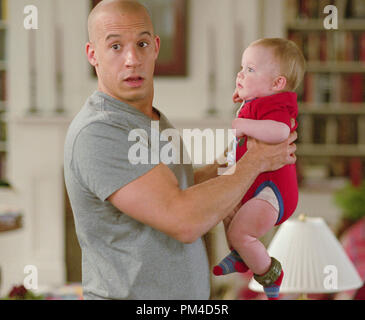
[64,91,210,300]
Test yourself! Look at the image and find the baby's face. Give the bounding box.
[235,45,280,101]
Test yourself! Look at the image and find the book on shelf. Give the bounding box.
[301,72,364,109]
[319,32,328,61]
[340,74,352,102]
[0,0,7,21]
[0,29,5,61]
[347,0,365,19]
[315,73,331,104]
[286,0,299,23]
[312,115,327,143]
[303,73,314,103]
[319,0,335,16]
[345,32,355,61]
[298,0,309,19]
[333,32,345,61]
[331,74,342,104]
[0,151,5,181]
[298,0,322,19]
[335,0,348,20]
[288,31,305,55]
[291,0,348,20]
[337,115,357,144]
[360,32,365,61]
[307,32,320,61]
[303,73,334,105]
[0,70,6,101]
[350,74,363,103]
[349,157,363,187]
[351,35,365,103]
[289,30,365,63]
[288,0,365,21]
[0,120,6,141]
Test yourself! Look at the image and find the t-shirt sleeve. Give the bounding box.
[254,101,295,129]
[71,121,157,202]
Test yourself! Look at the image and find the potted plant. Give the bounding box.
[334,181,365,237]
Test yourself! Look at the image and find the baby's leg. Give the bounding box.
[227,198,278,275]
[213,196,278,276]
[212,212,249,276]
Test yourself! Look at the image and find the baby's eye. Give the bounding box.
[138,41,148,48]
[112,44,121,50]
[248,67,254,73]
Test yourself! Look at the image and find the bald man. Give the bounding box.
[64,0,297,300]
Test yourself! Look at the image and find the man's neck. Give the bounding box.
[98,88,160,120]
[132,101,160,120]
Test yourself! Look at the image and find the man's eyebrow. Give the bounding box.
[105,34,121,42]
[105,31,152,42]
[139,31,152,37]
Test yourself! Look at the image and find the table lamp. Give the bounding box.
[248,214,363,299]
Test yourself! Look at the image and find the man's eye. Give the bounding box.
[112,44,121,50]
[139,41,148,48]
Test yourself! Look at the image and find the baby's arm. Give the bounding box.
[232,118,290,144]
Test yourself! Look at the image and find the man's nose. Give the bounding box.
[125,46,141,68]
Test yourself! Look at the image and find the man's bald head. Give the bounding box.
[88,0,153,44]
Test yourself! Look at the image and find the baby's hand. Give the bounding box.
[232,88,243,104]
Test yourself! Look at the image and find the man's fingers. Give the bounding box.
[290,118,296,129]
[287,141,297,164]
[288,142,296,155]
[288,153,296,165]
[288,131,297,144]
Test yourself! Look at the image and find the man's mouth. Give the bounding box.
[124,76,145,88]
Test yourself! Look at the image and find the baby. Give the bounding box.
[213,38,306,300]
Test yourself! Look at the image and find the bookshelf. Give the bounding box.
[0,0,7,182]
[286,0,365,183]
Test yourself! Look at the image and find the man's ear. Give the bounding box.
[273,76,287,92]
[86,42,98,67]
[154,35,161,60]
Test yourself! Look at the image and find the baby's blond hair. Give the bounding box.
[250,38,306,91]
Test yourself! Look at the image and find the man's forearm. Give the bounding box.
[194,163,221,184]
[173,151,261,242]
[194,164,218,184]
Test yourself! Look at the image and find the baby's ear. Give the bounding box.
[273,76,287,91]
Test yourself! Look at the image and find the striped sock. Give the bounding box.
[213,250,249,276]
[263,269,284,300]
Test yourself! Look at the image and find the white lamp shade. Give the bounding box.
[249,217,363,293]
